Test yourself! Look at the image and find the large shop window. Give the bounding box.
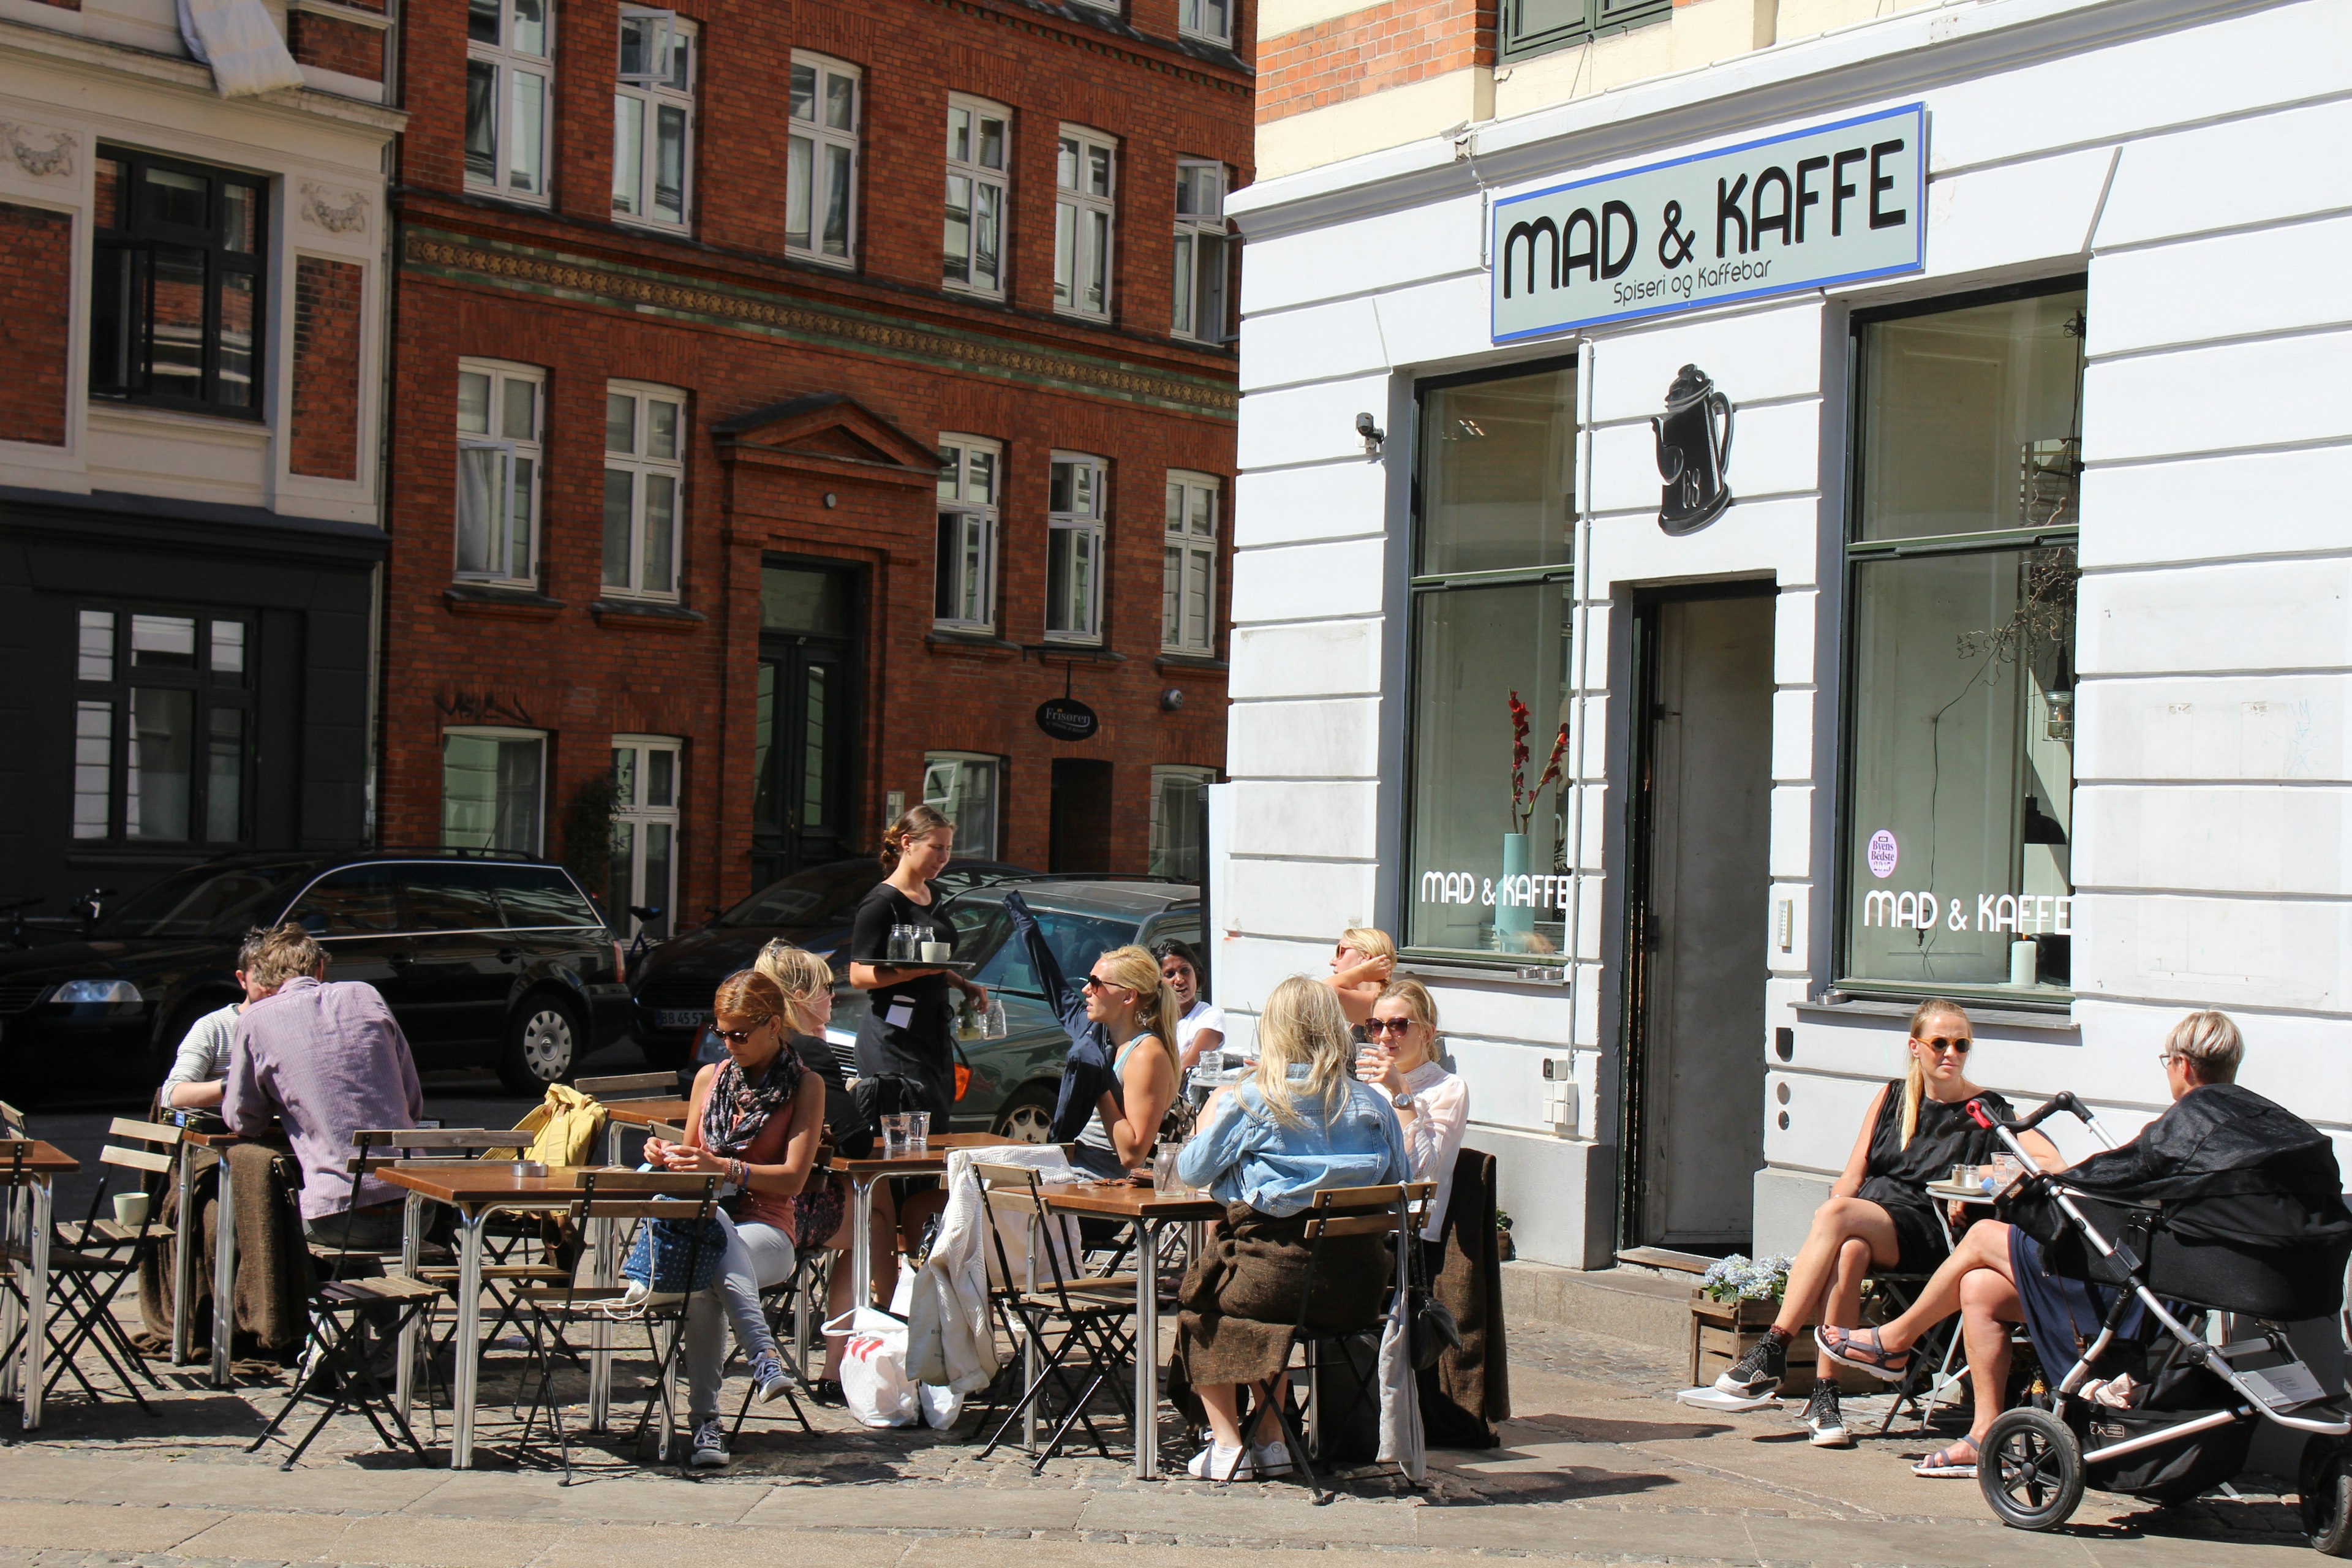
[72,608,254,846]
[1842,284,2085,998]
[443,728,546,854]
[89,150,265,418]
[1403,360,1578,957]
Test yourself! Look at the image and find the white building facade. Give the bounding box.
[1218,0,2352,1269]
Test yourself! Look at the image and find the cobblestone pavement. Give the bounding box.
[0,1306,2324,1568]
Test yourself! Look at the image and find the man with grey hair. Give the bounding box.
[222,922,424,1251]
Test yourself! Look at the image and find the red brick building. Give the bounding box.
[383,0,1251,932]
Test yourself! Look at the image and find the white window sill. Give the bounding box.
[613,211,693,235]
[464,181,553,209]
[789,248,858,270]
[1178,29,1233,46]
[942,281,1006,302]
[1053,306,1112,324]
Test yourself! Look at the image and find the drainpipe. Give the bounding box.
[1565,337,1598,1093]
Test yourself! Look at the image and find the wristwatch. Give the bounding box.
[1392,1091,1415,1110]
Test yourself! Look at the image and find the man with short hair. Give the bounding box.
[160,927,274,1112]
[222,922,424,1251]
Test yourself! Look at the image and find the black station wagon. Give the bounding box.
[0,850,630,1103]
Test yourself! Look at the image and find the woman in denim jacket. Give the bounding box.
[1172,975,1409,1481]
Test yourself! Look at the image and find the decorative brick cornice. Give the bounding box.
[402,228,1240,420]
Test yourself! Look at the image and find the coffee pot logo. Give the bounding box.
[1651,363,1735,535]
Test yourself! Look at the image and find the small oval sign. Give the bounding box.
[1036,697,1099,742]
[1867,829,1898,879]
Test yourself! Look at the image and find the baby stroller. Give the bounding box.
[1967,1093,2352,1553]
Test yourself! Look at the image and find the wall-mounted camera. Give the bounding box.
[1354,412,1385,455]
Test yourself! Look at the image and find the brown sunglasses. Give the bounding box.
[1915,1035,1972,1055]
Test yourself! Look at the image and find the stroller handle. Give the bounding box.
[1966,1090,2100,1139]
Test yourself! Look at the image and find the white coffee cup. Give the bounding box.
[113,1191,151,1229]
[921,940,951,963]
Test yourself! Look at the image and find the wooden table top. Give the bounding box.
[178,1124,287,1150]
[1043,1181,1223,1221]
[603,1098,693,1129]
[375,1161,710,1208]
[0,1140,80,1175]
[829,1131,1012,1177]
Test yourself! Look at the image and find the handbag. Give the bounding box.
[1405,1227,1461,1372]
[620,1213,727,1295]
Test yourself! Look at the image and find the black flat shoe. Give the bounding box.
[810,1378,845,1408]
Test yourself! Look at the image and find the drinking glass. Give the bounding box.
[1152,1144,1185,1196]
[880,1113,910,1157]
[905,1111,931,1153]
[982,998,1008,1039]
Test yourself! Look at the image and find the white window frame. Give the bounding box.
[944,93,1011,298]
[454,359,544,587]
[1046,451,1107,644]
[442,725,547,855]
[1177,0,1233,44]
[935,433,1001,633]
[603,380,686,600]
[1149,764,1217,880]
[786,52,861,266]
[611,733,682,938]
[612,9,696,230]
[1162,469,1219,656]
[1054,126,1117,320]
[922,751,1002,861]
[466,0,554,204]
[1172,159,1232,344]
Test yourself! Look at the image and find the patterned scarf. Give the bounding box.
[701,1047,799,1159]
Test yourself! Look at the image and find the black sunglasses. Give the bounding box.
[1081,974,1123,993]
[1363,1017,1415,1036]
[712,1023,769,1044]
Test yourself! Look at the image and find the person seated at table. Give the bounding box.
[1358,980,1469,1269]
[1067,946,1183,1180]
[753,939,869,1406]
[1820,1009,2350,1479]
[646,968,826,1468]
[1172,975,1410,1481]
[1158,939,1227,1072]
[1321,927,1395,1028]
[160,927,270,1112]
[221,922,423,1253]
[1712,998,2053,1451]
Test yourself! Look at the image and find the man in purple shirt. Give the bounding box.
[223,922,424,1251]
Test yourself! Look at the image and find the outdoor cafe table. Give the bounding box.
[1,1140,80,1431]
[1041,1180,1222,1479]
[171,1121,290,1389]
[377,1161,627,1471]
[831,1133,1009,1311]
[584,1098,693,1423]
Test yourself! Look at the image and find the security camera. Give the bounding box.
[1354,412,1385,454]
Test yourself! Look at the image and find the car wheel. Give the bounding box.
[499,992,585,1094]
[990,1084,1057,1144]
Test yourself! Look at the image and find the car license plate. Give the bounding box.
[655,1009,711,1031]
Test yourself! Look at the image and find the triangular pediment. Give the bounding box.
[712,391,938,477]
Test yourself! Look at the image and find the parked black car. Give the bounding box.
[637,876,1204,1142]
[627,855,1033,1067]
[0,851,631,1103]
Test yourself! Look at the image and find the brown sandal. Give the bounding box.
[1814,1324,1912,1380]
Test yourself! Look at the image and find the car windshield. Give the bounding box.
[718,862,878,928]
[88,864,310,939]
[971,904,1146,998]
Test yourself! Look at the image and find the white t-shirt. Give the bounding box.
[1175,998,1230,1063]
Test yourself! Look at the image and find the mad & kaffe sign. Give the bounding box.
[1491,104,1926,342]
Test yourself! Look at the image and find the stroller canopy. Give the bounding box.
[2058,1083,2352,1253]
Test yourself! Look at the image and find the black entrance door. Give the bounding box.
[1049,758,1114,872]
[753,562,861,887]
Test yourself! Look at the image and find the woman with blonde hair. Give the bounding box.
[1322,926,1395,1027]
[1172,976,1409,1480]
[1711,998,2054,1452]
[1068,943,1183,1178]
[1359,979,1469,1260]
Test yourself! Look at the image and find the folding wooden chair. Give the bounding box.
[577,1070,690,1102]
[725,1142,832,1445]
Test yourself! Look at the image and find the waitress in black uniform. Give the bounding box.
[847,804,990,1125]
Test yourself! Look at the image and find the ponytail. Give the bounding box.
[1901,997,1970,1148]
[880,804,953,875]
[1096,944,1182,1082]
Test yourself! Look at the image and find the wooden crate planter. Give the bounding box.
[1687,1294,1882,1395]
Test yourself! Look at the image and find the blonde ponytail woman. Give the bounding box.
[1068,944,1183,1178]
[1712,1000,2052,1452]
[1170,976,1409,1481]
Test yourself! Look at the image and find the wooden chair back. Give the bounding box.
[345,1128,538,1174]
[1303,1183,1408,1242]
[578,1070,687,1101]
[576,1168,720,1224]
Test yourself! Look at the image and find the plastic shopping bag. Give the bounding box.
[826,1306,919,1428]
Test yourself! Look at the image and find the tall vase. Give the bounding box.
[1496,831,1532,949]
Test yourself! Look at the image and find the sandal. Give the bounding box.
[1814,1324,1912,1381]
[1913,1435,1980,1478]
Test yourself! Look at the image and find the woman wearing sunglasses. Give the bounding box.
[1358,979,1469,1265]
[1068,944,1183,1179]
[1712,998,2050,1450]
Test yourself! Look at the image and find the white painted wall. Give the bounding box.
[1226,0,2352,1268]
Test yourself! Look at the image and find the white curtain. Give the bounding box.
[177,0,306,98]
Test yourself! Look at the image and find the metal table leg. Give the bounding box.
[849,1175,876,1308]
[1134,1217,1160,1479]
[170,1147,196,1366]
[0,1183,23,1408]
[589,1120,622,1431]
[209,1147,238,1387]
[21,1177,52,1430]
[395,1193,423,1421]
[450,1209,487,1469]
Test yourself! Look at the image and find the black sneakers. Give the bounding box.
[1713,1333,1787,1397]
[1804,1382,1850,1447]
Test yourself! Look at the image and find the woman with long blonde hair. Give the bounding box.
[1711,999,2055,1452]
[1170,976,1409,1481]
[1068,943,1183,1178]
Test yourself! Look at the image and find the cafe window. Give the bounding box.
[922,751,1001,860]
[70,607,255,846]
[610,735,680,939]
[443,727,545,854]
[1842,282,2086,998]
[1402,359,1577,957]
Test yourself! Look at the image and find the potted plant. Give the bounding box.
[1500,692,1567,951]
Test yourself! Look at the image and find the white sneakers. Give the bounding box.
[1188,1437,1294,1480]
[1251,1439,1294,1476]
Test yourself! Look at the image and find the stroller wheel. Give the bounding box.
[1979,1408,2084,1532]
[2300,1436,2352,1556]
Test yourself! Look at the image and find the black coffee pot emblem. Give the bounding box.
[1652,364,1735,535]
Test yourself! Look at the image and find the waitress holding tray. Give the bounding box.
[847,804,990,1123]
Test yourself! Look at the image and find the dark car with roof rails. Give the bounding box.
[625,854,1035,1069]
[0,850,630,1104]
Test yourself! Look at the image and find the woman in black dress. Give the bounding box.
[846,805,991,1120]
[1711,998,2058,1448]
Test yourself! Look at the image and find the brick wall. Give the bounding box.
[289,11,385,80]
[291,255,364,480]
[0,202,73,448]
[385,0,1250,910]
[1258,0,1494,124]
